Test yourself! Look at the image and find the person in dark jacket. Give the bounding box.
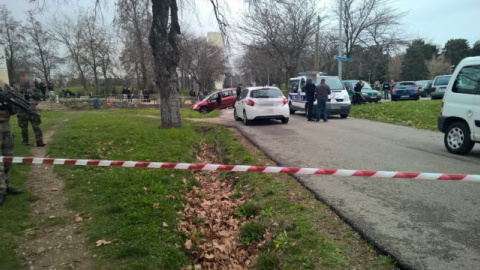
[216,92,222,108]
[315,79,331,122]
[303,79,316,121]
[382,80,391,100]
[352,80,365,105]
[236,84,243,101]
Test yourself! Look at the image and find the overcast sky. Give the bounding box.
[2,0,480,50]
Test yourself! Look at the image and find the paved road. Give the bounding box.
[220,109,480,270]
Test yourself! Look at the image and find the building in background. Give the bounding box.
[0,45,9,85]
[207,32,225,90]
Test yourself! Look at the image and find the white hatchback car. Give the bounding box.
[438,56,480,154]
[234,87,290,125]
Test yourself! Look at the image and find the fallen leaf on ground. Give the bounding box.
[51,188,58,191]
[162,222,168,227]
[165,195,176,200]
[153,203,160,209]
[143,187,148,191]
[74,214,83,222]
[185,239,192,250]
[95,240,111,247]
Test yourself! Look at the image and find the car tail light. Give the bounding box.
[282,97,287,105]
[246,99,255,106]
[392,89,396,93]
[261,87,270,90]
[414,87,418,92]
[431,87,436,92]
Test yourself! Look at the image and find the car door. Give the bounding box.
[235,89,248,116]
[224,90,236,108]
[451,65,480,140]
[220,91,230,108]
[207,93,219,110]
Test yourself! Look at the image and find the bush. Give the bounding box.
[237,202,260,218]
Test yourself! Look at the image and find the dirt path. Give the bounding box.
[16,127,94,270]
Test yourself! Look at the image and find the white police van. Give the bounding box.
[288,72,351,118]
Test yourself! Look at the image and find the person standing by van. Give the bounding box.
[382,80,391,100]
[315,79,331,122]
[303,79,316,121]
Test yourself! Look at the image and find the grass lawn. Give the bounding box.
[350,99,443,131]
[0,111,68,269]
[43,110,395,269]
[109,108,221,118]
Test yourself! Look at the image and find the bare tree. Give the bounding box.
[24,12,62,82]
[81,14,102,93]
[179,35,226,92]
[426,55,450,78]
[388,53,404,81]
[0,5,27,84]
[116,0,152,90]
[52,16,89,90]
[238,0,318,88]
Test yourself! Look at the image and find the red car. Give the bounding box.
[192,88,237,114]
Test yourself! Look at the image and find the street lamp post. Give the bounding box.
[338,0,343,80]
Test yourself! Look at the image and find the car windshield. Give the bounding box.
[344,81,373,89]
[289,79,299,93]
[315,77,344,90]
[203,92,218,101]
[395,82,415,88]
[434,76,452,85]
[250,89,284,98]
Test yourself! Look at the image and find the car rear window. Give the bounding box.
[250,89,283,98]
[395,82,415,88]
[434,76,451,85]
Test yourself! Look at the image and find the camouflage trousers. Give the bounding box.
[0,122,13,195]
[17,114,43,143]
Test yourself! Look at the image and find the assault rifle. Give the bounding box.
[0,84,41,119]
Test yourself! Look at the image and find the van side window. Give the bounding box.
[289,80,299,93]
[453,65,480,95]
[300,79,306,92]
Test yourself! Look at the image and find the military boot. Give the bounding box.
[36,141,46,147]
[22,131,30,145]
[0,194,5,206]
[7,187,23,195]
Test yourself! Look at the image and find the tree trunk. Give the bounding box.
[149,0,182,128]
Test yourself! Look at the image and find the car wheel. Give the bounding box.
[243,111,252,126]
[444,122,475,155]
[415,96,420,100]
[289,102,296,114]
[391,98,397,101]
[281,117,289,124]
[340,114,348,119]
[233,108,241,121]
[199,106,209,114]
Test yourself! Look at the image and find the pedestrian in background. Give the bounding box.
[18,89,46,147]
[236,83,243,100]
[352,80,365,105]
[315,78,331,122]
[382,80,391,100]
[303,78,316,121]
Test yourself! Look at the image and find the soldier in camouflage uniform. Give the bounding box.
[17,88,46,147]
[0,81,23,206]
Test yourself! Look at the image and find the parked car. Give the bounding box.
[438,56,480,155]
[234,86,289,125]
[430,75,452,99]
[391,81,420,101]
[343,80,382,102]
[414,80,431,97]
[192,88,237,114]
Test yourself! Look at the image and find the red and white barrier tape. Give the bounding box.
[3,156,480,182]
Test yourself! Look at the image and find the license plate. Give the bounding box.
[402,95,409,98]
[330,104,340,110]
[263,109,274,113]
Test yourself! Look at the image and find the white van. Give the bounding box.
[438,56,480,154]
[288,74,351,118]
